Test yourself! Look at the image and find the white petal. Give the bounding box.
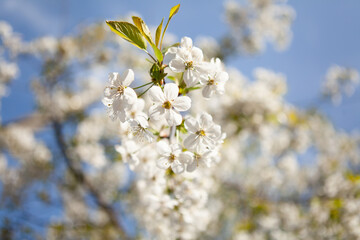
[170,144,182,156]
[109,72,119,85]
[102,97,113,106]
[169,58,185,73]
[165,109,182,126]
[164,83,179,100]
[166,47,178,54]
[186,159,197,172]
[181,36,193,49]
[179,152,193,164]
[124,87,137,105]
[207,124,221,139]
[184,117,199,133]
[135,98,145,111]
[215,71,229,83]
[184,69,197,87]
[157,157,171,169]
[183,134,200,150]
[191,47,203,62]
[202,85,213,98]
[195,62,211,75]
[171,161,185,174]
[149,86,166,103]
[149,104,164,120]
[173,96,191,111]
[157,141,171,156]
[121,69,135,86]
[199,113,213,129]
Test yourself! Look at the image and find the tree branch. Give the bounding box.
[52,121,128,239]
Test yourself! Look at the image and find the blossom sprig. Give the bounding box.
[104,4,228,174]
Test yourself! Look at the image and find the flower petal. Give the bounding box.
[179,152,193,164]
[109,72,119,85]
[186,159,197,172]
[184,69,197,87]
[121,69,135,87]
[149,86,166,103]
[202,85,213,98]
[165,109,182,126]
[171,161,185,174]
[215,71,229,83]
[164,83,179,100]
[173,96,191,111]
[157,141,171,156]
[184,117,198,133]
[181,36,193,49]
[149,104,164,120]
[199,113,213,129]
[169,58,185,73]
[157,157,170,169]
[124,87,137,105]
[191,47,204,62]
[183,134,200,150]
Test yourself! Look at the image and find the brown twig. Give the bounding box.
[52,121,128,239]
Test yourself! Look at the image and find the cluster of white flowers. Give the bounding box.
[322,64,360,104]
[2,3,360,239]
[103,36,227,176]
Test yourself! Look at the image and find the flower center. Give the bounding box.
[196,129,206,136]
[162,101,172,109]
[117,85,125,94]
[185,61,194,70]
[208,79,215,85]
[169,154,176,162]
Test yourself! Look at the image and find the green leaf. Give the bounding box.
[169,4,180,19]
[155,18,164,47]
[167,76,176,82]
[151,44,163,63]
[160,4,181,50]
[106,21,147,50]
[132,16,153,45]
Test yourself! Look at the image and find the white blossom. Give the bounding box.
[156,140,192,174]
[184,112,222,152]
[149,83,191,126]
[103,69,137,122]
[169,37,209,87]
[199,58,229,98]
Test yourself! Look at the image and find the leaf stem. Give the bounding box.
[159,19,171,51]
[133,82,153,89]
[138,83,155,98]
[145,50,157,63]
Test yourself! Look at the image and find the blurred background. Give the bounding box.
[1,0,360,130]
[0,0,360,239]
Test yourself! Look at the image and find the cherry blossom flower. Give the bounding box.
[156,140,192,174]
[184,113,222,152]
[103,69,137,122]
[169,37,209,87]
[148,83,191,126]
[128,115,155,143]
[200,58,229,98]
[186,150,218,172]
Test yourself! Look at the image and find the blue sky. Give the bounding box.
[1,0,359,131]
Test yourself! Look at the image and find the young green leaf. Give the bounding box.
[132,16,153,45]
[151,44,163,63]
[160,4,180,50]
[169,4,180,19]
[106,21,147,50]
[155,18,164,47]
